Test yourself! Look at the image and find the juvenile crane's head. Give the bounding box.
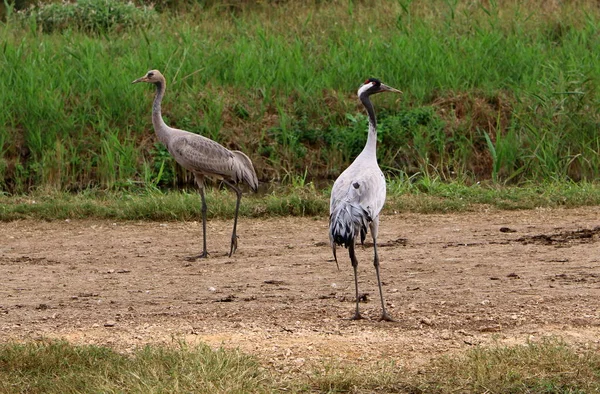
[132,70,164,85]
[357,78,402,97]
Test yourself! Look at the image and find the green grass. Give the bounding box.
[414,339,600,393]
[387,177,600,212]
[1,338,599,393]
[1,0,599,193]
[11,0,157,34]
[2,179,600,221]
[0,339,270,393]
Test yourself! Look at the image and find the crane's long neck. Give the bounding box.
[152,79,170,145]
[360,93,378,155]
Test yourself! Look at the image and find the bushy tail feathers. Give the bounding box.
[329,201,371,267]
[231,150,259,192]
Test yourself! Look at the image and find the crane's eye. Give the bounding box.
[147,72,154,78]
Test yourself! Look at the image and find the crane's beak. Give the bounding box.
[131,76,147,84]
[379,83,402,94]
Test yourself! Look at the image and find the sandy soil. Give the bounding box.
[1,206,599,372]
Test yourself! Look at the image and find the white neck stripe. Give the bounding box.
[357,82,374,97]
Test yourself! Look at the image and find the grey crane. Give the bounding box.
[329,78,401,321]
[133,70,258,259]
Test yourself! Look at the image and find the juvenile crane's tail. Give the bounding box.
[231,150,259,192]
[329,201,371,268]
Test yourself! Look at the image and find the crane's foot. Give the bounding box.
[348,312,364,321]
[185,251,209,261]
[378,311,396,322]
[228,235,238,257]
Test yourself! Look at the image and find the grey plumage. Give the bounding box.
[133,69,258,259]
[329,183,370,248]
[329,78,401,321]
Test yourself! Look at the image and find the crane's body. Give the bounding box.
[133,70,258,259]
[329,147,386,246]
[329,78,401,321]
[161,128,256,187]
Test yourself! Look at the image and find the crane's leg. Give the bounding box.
[186,179,209,261]
[348,242,363,320]
[371,219,394,322]
[222,180,242,257]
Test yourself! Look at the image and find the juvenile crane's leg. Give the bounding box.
[348,243,363,320]
[186,179,209,261]
[371,219,394,322]
[223,180,242,257]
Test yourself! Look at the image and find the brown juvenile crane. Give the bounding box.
[133,70,258,259]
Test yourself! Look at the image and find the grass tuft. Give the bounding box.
[0,339,270,393]
[416,339,600,393]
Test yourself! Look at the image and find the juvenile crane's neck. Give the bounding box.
[152,79,171,145]
[360,93,378,155]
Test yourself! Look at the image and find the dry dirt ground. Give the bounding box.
[1,207,600,372]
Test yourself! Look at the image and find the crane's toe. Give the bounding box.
[349,312,364,321]
[378,312,396,322]
[185,251,210,261]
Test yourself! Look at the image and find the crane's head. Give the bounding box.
[357,78,402,97]
[132,70,164,84]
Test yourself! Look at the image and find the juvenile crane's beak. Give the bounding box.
[131,76,147,84]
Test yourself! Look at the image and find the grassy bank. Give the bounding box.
[2,180,600,221]
[1,0,599,193]
[1,338,599,393]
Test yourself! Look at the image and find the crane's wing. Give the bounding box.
[168,132,235,178]
[167,131,258,189]
[330,165,386,220]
